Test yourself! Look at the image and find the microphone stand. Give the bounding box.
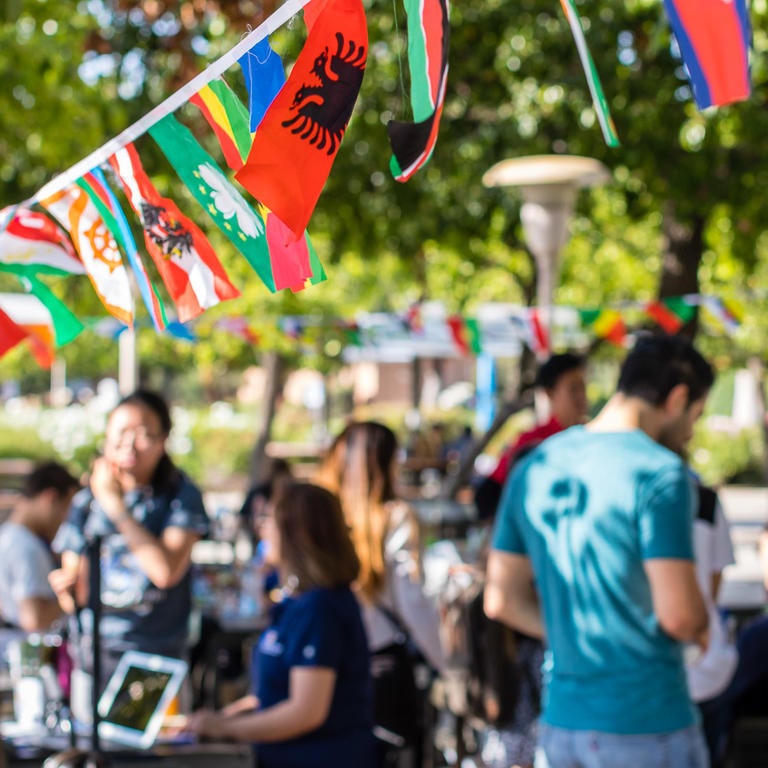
[85,533,108,766]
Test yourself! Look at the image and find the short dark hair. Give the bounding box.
[21,462,80,499]
[274,482,360,590]
[535,352,585,390]
[617,334,714,406]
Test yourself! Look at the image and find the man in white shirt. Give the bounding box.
[0,462,79,633]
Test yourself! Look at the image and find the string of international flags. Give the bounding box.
[0,0,753,368]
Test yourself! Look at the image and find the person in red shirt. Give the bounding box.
[475,353,587,520]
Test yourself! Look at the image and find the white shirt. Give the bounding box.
[686,494,738,702]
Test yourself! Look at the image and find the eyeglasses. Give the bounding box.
[105,429,163,449]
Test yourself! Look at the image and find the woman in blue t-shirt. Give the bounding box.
[183,482,376,768]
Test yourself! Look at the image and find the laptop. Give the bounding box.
[96,650,188,749]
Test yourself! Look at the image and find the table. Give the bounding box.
[1,728,253,768]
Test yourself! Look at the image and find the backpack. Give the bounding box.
[370,605,423,751]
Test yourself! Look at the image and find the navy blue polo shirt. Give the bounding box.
[253,586,375,768]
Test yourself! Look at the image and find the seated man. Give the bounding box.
[0,462,79,634]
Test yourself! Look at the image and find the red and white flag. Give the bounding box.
[109,144,240,322]
[0,206,84,275]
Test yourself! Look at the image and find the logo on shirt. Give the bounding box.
[260,630,284,656]
[302,645,316,660]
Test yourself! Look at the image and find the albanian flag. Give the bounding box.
[235,0,368,240]
[109,144,240,322]
[663,0,751,109]
[387,0,450,182]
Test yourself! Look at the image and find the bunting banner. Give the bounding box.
[39,185,135,326]
[188,80,325,290]
[190,79,253,172]
[447,315,482,355]
[559,0,620,147]
[109,143,241,322]
[387,0,450,181]
[663,0,751,109]
[644,299,683,334]
[0,207,84,276]
[581,308,627,346]
[235,0,368,240]
[0,306,29,358]
[239,37,287,133]
[149,113,289,292]
[78,167,167,331]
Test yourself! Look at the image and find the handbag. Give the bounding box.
[370,604,422,749]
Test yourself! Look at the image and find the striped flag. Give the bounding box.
[109,143,240,323]
[527,308,550,356]
[644,300,683,334]
[447,315,482,356]
[39,185,135,326]
[559,0,619,147]
[78,167,167,331]
[387,0,450,181]
[190,79,252,172]
[0,306,29,358]
[0,206,84,276]
[663,0,751,109]
[581,308,626,346]
[701,295,742,335]
[19,275,84,347]
[239,37,287,133]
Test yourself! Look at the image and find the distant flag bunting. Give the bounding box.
[447,315,482,356]
[581,308,626,346]
[700,295,742,335]
[526,308,550,356]
[238,37,287,133]
[387,0,450,181]
[235,0,368,240]
[78,167,167,331]
[663,0,751,110]
[644,299,684,334]
[0,306,29,358]
[0,207,84,276]
[39,185,135,326]
[109,143,240,323]
[559,0,620,147]
[190,79,253,172]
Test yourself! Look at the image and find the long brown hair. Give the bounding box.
[315,421,419,601]
[274,482,360,591]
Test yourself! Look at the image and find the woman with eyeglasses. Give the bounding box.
[183,483,375,768]
[49,389,209,702]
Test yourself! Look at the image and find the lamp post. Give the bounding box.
[483,154,609,333]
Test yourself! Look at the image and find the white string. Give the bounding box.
[28,0,313,206]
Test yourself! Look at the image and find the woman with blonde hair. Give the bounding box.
[315,421,445,757]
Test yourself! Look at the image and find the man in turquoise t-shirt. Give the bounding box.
[485,335,714,768]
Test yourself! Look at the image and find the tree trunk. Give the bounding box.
[249,350,285,485]
[659,206,706,340]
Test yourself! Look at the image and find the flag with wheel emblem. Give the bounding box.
[39,185,134,326]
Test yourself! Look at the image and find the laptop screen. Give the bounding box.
[97,650,187,749]
[101,665,174,732]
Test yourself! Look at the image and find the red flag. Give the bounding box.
[528,309,550,356]
[645,300,683,334]
[235,0,368,240]
[0,307,29,358]
[109,144,240,322]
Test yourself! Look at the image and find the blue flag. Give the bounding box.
[238,38,286,133]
